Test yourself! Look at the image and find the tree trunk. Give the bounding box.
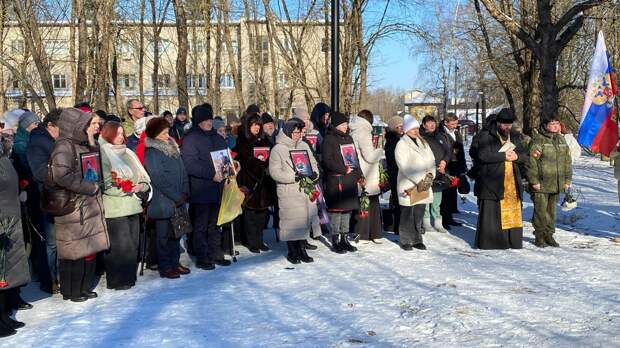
[214,5,223,114]
[74,0,88,104]
[219,0,245,112]
[539,50,560,123]
[138,0,146,102]
[151,0,160,114]
[173,0,189,109]
[111,31,125,117]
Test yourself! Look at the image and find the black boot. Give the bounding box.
[297,241,314,263]
[304,240,318,250]
[545,234,560,247]
[286,241,301,264]
[534,235,547,248]
[0,293,17,337]
[339,234,357,252]
[331,235,346,254]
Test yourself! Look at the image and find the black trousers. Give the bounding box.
[59,258,96,299]
[353,195,383,240]
[154,219,180,272]
[399,204,425,246]
[190,203,223,263]
[104,215,140,289]
[144,219,158,267]
[243,209,267,249]
[440,186,459,221]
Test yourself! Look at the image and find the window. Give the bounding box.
[189,40,205,54]
[118,42,133,60]
[44,40,69,56]
[152,74,171,89]
[254,36,269,65]
[52,74,68,90]
[321,38,329,53]
[231,39,239,55]
[220,73,234,88]
[278,73,288,89]
[120,74,136,89]
[11,40,24,54]
[186,74,206,89]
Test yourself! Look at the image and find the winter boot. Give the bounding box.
[304,240,318,250]
[286,241,301,264]
[413,243,427,250]
[534,234,547,248]
[339,234,358,252]
[331,235,346,254]
[0,293,22,333]
[423,218,437,233]
[544,234,560,247]
[297,241,314,263]
[433,217,449,233]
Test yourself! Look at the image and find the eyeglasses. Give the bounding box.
[292,130,302,135]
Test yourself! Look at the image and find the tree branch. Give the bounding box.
[477,0,539,52]
[554,0,609,35]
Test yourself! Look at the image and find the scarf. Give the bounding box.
[101,142,151,186]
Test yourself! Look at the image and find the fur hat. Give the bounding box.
[403,114,420,133]
[192,104,214,125]
[387,116,404,131]
[331,112,349,128]
[145,117,170,139]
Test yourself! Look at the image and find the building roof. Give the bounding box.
[403,90,443,106]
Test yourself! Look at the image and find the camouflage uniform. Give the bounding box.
[526,128,572,247]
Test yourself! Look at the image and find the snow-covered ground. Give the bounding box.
[5,155,620,347]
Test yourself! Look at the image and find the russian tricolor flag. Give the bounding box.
[577,31,618,157]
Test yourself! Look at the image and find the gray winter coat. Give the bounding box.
[50,108,109,260]
[0,153,31,290]
[268,132,321,241]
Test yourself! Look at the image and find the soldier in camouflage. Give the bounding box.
[526,116,573,247]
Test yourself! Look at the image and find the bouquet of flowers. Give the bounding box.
[379,163,389,192]
[299,176,321,202]
[111,171,134,193]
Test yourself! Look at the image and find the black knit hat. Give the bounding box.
[145,117,170,139]
[260,112,274,125]
[192,104,214,125]
[283,118,305,137]
[496,108,516,124]
[331,112,349,127]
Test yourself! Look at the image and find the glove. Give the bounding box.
[295,172,303,182]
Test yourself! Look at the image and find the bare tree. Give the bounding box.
[173,0,189,109]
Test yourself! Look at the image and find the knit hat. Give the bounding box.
[260,112,274,125]
[213,118,226,131]
[192,104,214,125]
[145,117,171,139]
[283,118,305,137]
[18,111,40,130]
[134,115,157,135]
[294,108,311,121]
[496,108,516,124]
[331,112,349,128]
[176,107,187,115]
[387,116,404,131]
[403,114,420,133]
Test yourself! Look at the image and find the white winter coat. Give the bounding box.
[268,132,321,241]
[349,116,384,196]
[395,134,436,206]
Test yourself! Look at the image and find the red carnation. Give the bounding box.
[450,176,460,188]
[19,179,29,189]
[0,280,8,288]
[309,190,320,202]
[120,180,134,192]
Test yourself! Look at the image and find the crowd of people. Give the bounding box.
[0,98,578,337]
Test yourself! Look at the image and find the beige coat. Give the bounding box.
[395,134,436,206]
[611,148,620,204]
[349,116,384,196]
[268,132,321,241]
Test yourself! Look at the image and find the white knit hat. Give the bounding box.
[403,114,420,133]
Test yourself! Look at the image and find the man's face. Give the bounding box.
[546,120,561,134]
[498,122,513,135]
[46,122,60,140]
[444,119,458,131]
[128,101,145,120]
[423,121,436,133]
[165,115,174,126]
[263,122,274,136]
[199,119,213,131]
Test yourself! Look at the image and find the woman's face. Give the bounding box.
[406,128,419,138]
[217,127,227,139]
[250,122,261,136]
[336,122,348,133]
[155,128,169,142]
[88,116,101,134]
[291,128,302,142]
[112,127,125,145]
[322,112,330,125]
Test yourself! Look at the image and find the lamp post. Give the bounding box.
[330,0,340,113]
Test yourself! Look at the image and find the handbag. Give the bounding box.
[41,144,78,216]
[171,205,192,238]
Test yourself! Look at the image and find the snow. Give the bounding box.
[5,154,620,347]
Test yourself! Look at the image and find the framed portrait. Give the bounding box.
[210,148,236,179]
[253,147,270,162]
[372,134,379,149]
[305,134,318,151]
[80,151,103,183]
[289,150,313,177]
[339,144,359,169]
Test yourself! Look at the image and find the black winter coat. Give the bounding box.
[144,137,189,219]
[321,127,361,212]
[469,122,529,201]
[438,125,467,175]
[26,124,56,184]
[234,132,275,210]
[421,128,451,166]
[384,130,401,194]
[181,127,227,204]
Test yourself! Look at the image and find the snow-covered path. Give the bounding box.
[5,155,620,347]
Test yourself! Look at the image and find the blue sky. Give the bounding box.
[369,37,422,91]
